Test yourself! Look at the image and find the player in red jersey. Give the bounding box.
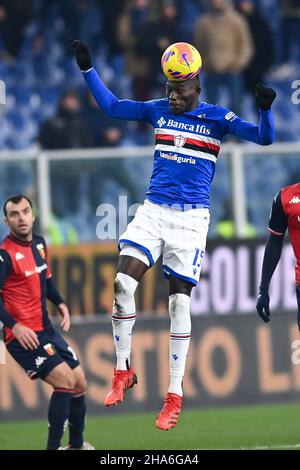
[257,183,300,328]
[0,195,94,450]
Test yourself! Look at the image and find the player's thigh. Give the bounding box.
[169,276,194,296]
[44,362,75,389]
[72,365,87,395]
[49,327,80,372]
[118,200,163,278]
[163,209,209,288]
[118,254,149,282]
[6,335,63,381]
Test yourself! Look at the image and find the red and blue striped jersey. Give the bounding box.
[83,67,275,209]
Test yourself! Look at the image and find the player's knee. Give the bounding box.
[59,367,76,390]
[113,272,137,314]
[169,293,191,319]
[65,373,76,390]
[74,375,87,395]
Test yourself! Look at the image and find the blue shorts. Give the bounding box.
[6,324,80,380]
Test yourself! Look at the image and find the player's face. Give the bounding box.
[166,80,199,115]
[4,199,35,240]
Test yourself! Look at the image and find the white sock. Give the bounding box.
[168,293,191,397]
[112,272,138,370]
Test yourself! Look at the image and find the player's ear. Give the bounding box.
[3,217,8,226]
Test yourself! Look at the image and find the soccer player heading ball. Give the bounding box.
[72,39,276,430]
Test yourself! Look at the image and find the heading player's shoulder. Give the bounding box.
[199,103,238,122]
[149,98,169,109]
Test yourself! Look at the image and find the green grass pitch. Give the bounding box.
[1,402,300,450]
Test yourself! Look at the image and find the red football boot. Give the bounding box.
[156,393,182,430]
[104,367,137,406]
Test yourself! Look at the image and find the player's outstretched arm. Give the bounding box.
[226,84,276,145]
[71,39,150,122]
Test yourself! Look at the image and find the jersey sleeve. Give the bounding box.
[268,191,288,236]
[0,249,17,328]
[83,67,156,123]
[221,108,275,145]
[41,238,52,279]
[0,249,13,290]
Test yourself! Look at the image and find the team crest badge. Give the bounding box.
[174,135,186,148]
[36,243,46,259]
[44,343,57,356]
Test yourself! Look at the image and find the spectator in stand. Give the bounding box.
[281,0,300,74]
[237,0,275,113]
[0,0,35,61]
[117,0,158,101]
[39,89,93,215]
[82,90,140,211]
[194,0,253,115]
[137,0,181,96]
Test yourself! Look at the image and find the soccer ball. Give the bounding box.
[161,42,202,81]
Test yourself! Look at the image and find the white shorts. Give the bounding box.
[119,200,210,285]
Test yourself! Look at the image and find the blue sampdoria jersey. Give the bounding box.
[83,68,275,208]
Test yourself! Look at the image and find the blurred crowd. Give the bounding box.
[0,0,299,148]
[0,0,300,242]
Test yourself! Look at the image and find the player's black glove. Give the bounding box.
[71,39,92,71]
[255,84,276,111]
[256,288,270,323]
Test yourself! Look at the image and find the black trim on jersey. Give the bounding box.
[0,249,17,329]
[268,190,288,236]
[47,278,64,306]
[155,138,219,157]
[31,236,51,330]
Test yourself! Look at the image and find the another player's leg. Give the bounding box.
[156,276,193,431]
[104,254,148,406]
[44,362,76,449]
[64,365,95,450]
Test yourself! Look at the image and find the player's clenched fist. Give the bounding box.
[71,39,92,71]
[255,84,276,111]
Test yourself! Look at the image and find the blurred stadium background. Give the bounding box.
[1,0,300,450]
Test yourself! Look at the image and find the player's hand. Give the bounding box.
[255,84,276,111]
[57,303,71,332]
[71,39,92,71]
[256,290,270,323]
[12,324,40,350]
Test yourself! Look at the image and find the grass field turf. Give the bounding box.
[1,402,300,450]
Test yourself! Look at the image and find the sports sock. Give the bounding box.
[168,293,191,397]
[112,273,138,370]
[47,387,74,450]
[68,393,87,449]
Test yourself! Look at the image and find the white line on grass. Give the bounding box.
[237,444,300,450]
